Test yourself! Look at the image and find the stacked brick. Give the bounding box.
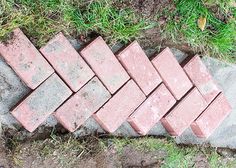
[0,28,232,139]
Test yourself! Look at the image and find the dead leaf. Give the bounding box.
[198,16,207,31]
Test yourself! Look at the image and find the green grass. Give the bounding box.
[0,0,235,61]
[163,0,236,62]
[102,137,236,168]
[0,0,150,47]
[63,1,153,44]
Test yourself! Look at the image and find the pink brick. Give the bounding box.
[183,55,221,104]
[54,77,111,132]
[128,83,176,135]
[0,28,54,89]
[117,41,162,95]
[93,80,146,133]
[80,37,130,94]
[161,88,207,136]
[40,32,94,92]
[11,73,72,132]
[191,93,231,138]
[152,47,192,100]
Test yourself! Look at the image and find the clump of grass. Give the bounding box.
[164,0,236,62]
[0,0,65,46]
[63,0,152,44]
[0,0,150,47]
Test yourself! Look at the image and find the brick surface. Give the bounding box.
[161,88,207,136]
[54,77,111,132]
[80,37,130,94]
[117,41,162,95]
[183,55,221,104]
[93,80,146,133]
[11,73,72,132]
[0,28,54,89]
[152,47,192,100]
[40,32,94,92]
[128,83,176,135]
[191,93,231,138]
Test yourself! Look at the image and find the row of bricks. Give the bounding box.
[0,28,231,138]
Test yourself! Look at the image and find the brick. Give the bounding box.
[183,55,221,104]
[93,80,146,133]
[152,47,192,100]
[161,88,207,136]
[54,77,111,132]
[128,83,176,135]
[0,28,54,89]
[80,37,130,94]
[11,73,72,132]
[117,41,162,95]
[40,32,94,92]
[191,93,231,138]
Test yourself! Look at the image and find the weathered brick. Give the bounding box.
[128,83,176,135]
[161,88,207,136]
[152,47,192,100]
[93,80,146,133]
[54,77,111,132]
[117,41,162,95]
[11,73,72,132]
[0,28,54,89]
[191,93,231,138]
[80,37,130,94]
[40,32,94,92]
[183,55,221,104]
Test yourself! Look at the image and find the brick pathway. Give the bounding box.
[0,28,232,138]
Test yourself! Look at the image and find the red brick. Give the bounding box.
[152,47,192,100]
[80,37,130,94]
[117,41,162,95]
[93,80,146,133]
[191,93,231,138]
[54,77,111,132]
[40,32,94,92]
[0,28,54,89]
[11,73,72,132]
[183,55,221,104]
[128,83,176,135]
[161,88,207,136]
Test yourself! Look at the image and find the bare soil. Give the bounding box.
[0,138,206,168]
[0,126,235,168]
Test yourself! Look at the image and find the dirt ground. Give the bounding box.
[0,138,209,168]
[0,131,235,168]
